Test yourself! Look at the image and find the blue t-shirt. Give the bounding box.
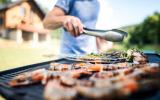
[55,0,100,55]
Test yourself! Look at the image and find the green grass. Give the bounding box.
[0,47,52,71]
[0,39,60,71]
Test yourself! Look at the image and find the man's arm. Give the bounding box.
[43,7,83,37]
[43,7,65,29]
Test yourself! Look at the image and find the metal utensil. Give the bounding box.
[83,27,128,42]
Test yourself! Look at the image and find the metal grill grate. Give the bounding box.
[0,59,66,82]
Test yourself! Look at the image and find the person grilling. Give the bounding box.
[43,0,113,55]
[43,0,127,55]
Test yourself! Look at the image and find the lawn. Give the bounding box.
[0,38,60,72]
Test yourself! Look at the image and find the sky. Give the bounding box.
[29,0,160,29]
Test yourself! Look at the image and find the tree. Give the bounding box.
[129,12,160,45]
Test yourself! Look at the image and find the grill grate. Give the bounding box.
[0,59,67,82]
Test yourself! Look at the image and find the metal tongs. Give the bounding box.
[83,27,128,42]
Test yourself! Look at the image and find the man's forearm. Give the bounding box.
[43,14,66,30]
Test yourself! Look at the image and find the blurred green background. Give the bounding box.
[118,11,160,52]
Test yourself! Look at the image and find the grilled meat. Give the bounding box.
[87,64,103,72]
[9,68,46,86]
[76,85,115,99]
[50,63,73,71]
[44,80,77,100]
[76,80,94,87]
[60,76,76,87]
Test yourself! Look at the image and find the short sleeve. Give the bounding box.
[55,0,71,14]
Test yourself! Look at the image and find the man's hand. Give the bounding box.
[63,16,84,37]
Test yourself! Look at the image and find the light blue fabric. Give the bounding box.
[55,0,100,55]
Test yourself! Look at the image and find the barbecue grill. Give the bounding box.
[0,52,160,100]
